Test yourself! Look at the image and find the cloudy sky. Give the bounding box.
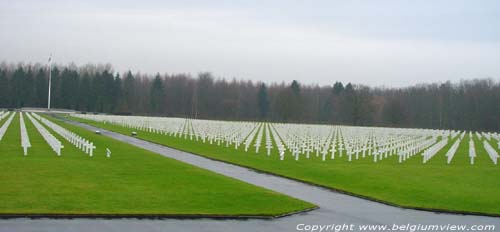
[1,0,499,86]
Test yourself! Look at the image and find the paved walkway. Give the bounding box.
[1,120,499,232]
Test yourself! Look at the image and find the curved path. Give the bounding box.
[1,120,499,232]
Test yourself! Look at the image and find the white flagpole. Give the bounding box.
[47,55,52,111]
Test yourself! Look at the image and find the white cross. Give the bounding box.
[89,143,96,157]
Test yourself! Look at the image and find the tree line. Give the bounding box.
[0,63,498,131]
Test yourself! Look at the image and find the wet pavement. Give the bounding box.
[1,120,499,232]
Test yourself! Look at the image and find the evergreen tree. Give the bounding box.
[383,97,405,126]
[0,70,9,108]
[290,80,303,122]
[34,68,47,107]
[257,83,269,119]
[78,73,91,111]
[291,80,300,95]
[49,67,61,108]
[11,66,26,107]
[340,83,356,125]
[60,68,79,109]
[102,70,116,112]
[113,73,123,112]
[23,68,35,107]
[150,74,165,115]
[122,71,135,112]
[332,82,344,95]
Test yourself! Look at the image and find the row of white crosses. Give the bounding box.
[480,131,500,150]
[445,138,461,164]
[73,114,186,137]
[444,131,465,164]
[73,113,262,155]
[271,123,446,163]
[26,112,64,156]
[269,124,286,160]
[469,139,476,165]
[0,112,15,142]
[468,131,500,165]
[243,123,260,152]
[71,114,258,153]
[31,113,96,156]
[253,123,264,153]
[33,113,96,157]
[20,113,31,156]
[271,123,334,161]
[483,140,499,165]
[397,135,436,163]
[0,111,10,121]
[264,124,273,156]
[0,112,97,157]
[422,137,449,163]
[497,134,500,150]
[71,113,500,165]
[72,114,421,163]
[189,119,256,149]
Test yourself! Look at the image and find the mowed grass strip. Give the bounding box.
[0,113,314,216]
[72,117,500,216]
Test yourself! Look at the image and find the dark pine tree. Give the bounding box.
[257,83,270,120]
[150,74,165,115]
[0,70,9,108]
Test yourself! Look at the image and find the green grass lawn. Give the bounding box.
[0,113,314,216]
[70,116,500,216]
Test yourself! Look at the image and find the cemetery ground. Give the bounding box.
[70,116,500,216]
[0,113,314,217]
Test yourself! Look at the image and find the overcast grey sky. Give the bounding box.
[1,0,499,86]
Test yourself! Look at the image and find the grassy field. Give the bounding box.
[71,116,500,216]
[0,113,314,216]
